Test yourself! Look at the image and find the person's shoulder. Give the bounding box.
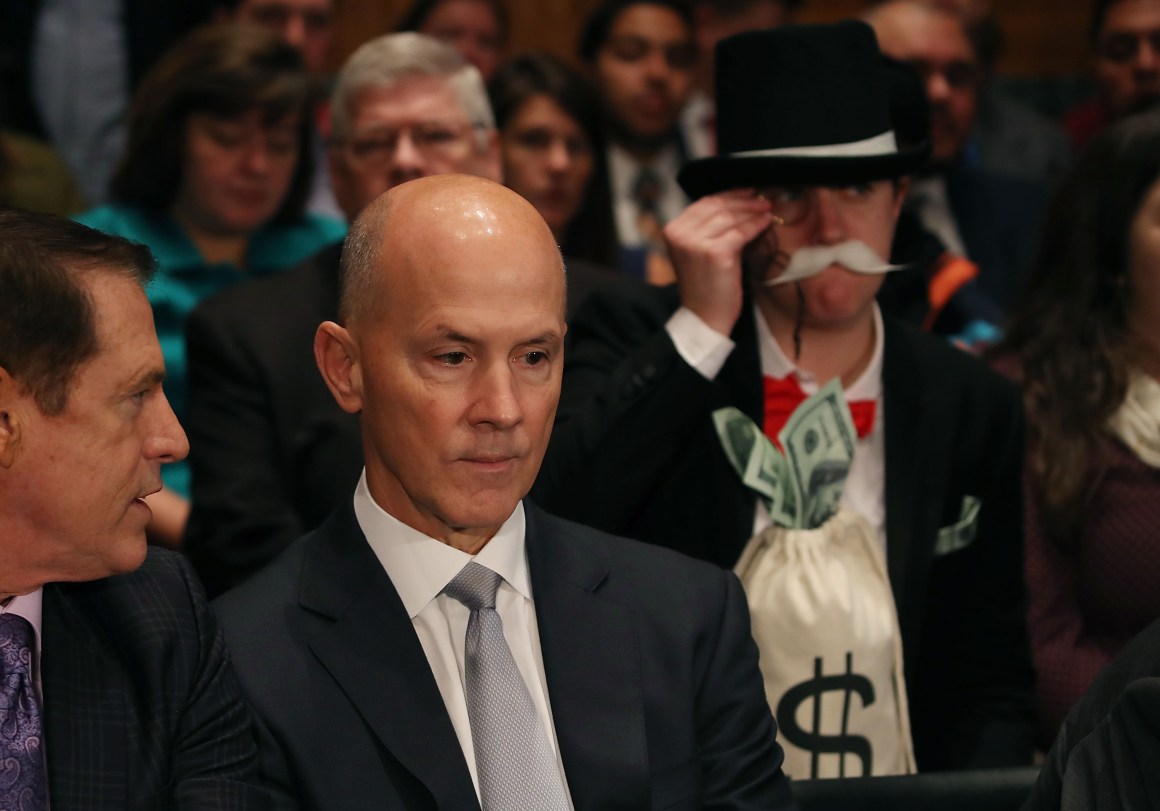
[192,241,342,327]
[47,548,210,652]
[73,202,149,235]
[212,528,314,630]
[566,278,682,347]
[528,505,734,603]
[251,215,346,271]
[886,317,1019,401]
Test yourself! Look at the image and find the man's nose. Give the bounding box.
[469,364,523,430]
[389,130,427,175]
[146,393,189,464]
[283,15,308,50]
[546,139,571,173]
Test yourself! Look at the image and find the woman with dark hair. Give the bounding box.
[488,51,619,271]
[991,108,1160,749]
[78,23,345,545]
[396,0,508,81]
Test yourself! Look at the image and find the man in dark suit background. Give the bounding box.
[182,32,504,596]
[534,21,1034,771]
[0,208,264,808]
[214,174,795,809]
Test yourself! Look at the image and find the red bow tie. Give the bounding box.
[763,375,877,449]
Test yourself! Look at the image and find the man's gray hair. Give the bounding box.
[329,32,495,149]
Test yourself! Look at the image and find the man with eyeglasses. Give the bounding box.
[182,32,502,596]
[1064,0,1160,152]
[865,0,1051,316]
[535,21,1034,771]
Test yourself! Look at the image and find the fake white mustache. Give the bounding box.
[764,240,905,286]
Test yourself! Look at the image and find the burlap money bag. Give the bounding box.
[734,508,916,780]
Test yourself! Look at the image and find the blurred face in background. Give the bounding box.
[1095,0,1160,119]
[230,0,336,74]
[869,2,978,166]
[327,75,501,219]
[500,94,594,238]
[591,3,695,150]
[172,108,301,238]
[418,0,505,81]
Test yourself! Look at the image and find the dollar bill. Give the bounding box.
[779,379,857,530]
[712,407,799,528]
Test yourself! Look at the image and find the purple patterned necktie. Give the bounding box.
[0,613,47,811]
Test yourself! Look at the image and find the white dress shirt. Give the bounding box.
[907,175,968,258]
[607,142,689,248]
[666,304,889,555]
[352,473,573,807]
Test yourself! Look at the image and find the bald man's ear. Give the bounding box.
[315,322,365,415]
[0,368,26,469]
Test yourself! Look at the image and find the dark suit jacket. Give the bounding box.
[184,241,362,597]
[213,501,797,810]
[40,548,265,810]
[533,283,1035,771]
[1024,617,1160,811]
[944,162,1047,314]
[184,242,638,596]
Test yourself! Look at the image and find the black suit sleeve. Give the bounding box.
[184,301,305,597]
[167,552,272,809]
[699,571,799,810]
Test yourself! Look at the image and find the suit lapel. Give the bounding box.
[41,585,128,811]
[525,505,650,809]
[882,322,958,650]
[300,505,479,810]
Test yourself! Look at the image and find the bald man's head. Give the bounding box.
[339,174,564,327]
[316,175,566,548]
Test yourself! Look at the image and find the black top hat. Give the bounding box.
[678,20,929,198]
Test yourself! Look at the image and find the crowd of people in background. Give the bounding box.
[3,0,1160,806]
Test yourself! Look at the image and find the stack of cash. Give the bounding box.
[713,379,857,530]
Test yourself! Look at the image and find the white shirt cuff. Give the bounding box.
[665,306,735,380]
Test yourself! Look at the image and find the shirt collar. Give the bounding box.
[352,470,529,619]
[607,141,682,202]
[755,302,884,401]
[1,588,44,659]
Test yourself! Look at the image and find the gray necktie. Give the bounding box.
[443,562,569,811]
[1,613,48,811]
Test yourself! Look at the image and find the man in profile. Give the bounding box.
[215,174,795,809]
[0,208,264,808]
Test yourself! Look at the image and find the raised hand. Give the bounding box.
[664,190,774,336]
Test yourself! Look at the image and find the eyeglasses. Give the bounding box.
[759,184,883,225]
[331,122,485,167]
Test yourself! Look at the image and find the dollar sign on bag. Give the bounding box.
[776,653,875,778]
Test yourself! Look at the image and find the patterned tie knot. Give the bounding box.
[443,562,502,612]
[0,613,36,677]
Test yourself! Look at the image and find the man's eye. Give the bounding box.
[436,352,468,366]
[350,135,392,157]
[838,183,873,197]
[523,351,548,366]
[417,126,460,146]
[609,38,648,61]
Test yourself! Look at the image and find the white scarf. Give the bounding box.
[1107,371,1160,468]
